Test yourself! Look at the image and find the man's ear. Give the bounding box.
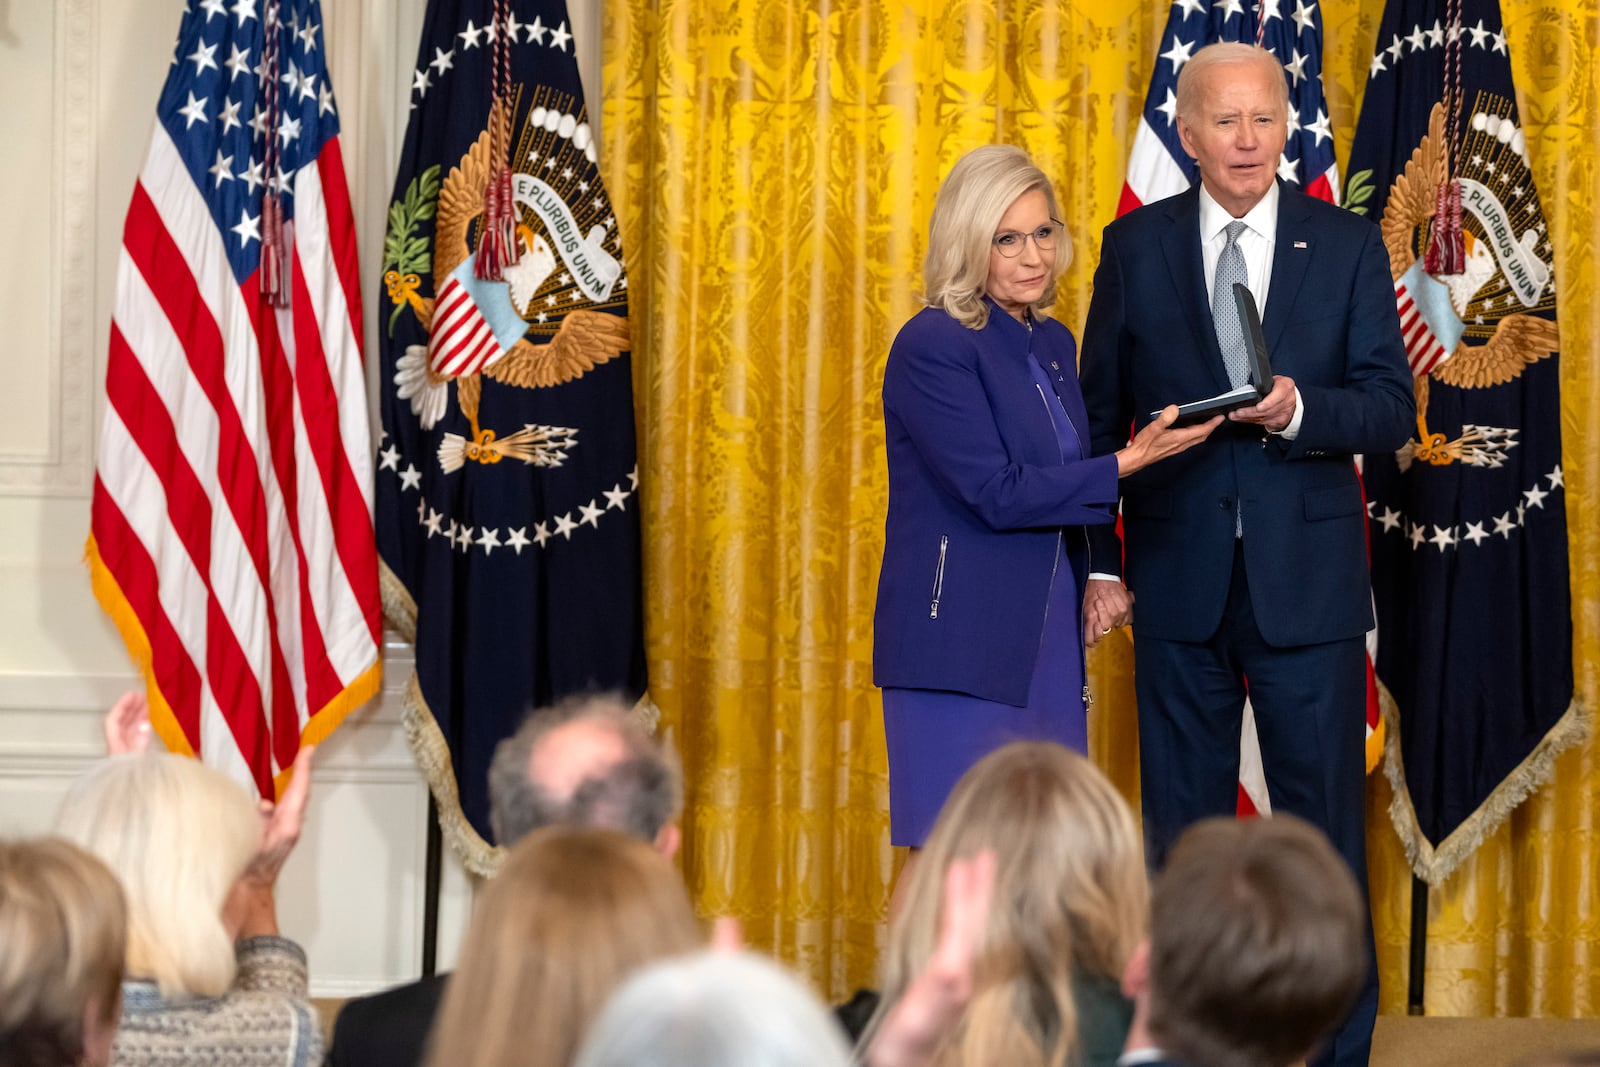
[1122,937,1152,1000]
[654,821,681,859]
[1176,118,1199,161]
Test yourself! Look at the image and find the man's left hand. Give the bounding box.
[1229,374,1296,433]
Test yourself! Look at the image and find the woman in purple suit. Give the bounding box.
[872,145,1216,851]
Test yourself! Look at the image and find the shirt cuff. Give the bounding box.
[1088,573,1122,583]
[1273,386,1305,439]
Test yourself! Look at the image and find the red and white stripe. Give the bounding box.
[1397,282,1451,377]
[90,124,380,798]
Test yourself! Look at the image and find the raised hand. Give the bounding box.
[103,690,155,756]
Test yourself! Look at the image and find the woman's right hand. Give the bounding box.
[1115,406,1222,477]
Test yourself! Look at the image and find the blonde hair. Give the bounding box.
[923,145,1074,330]
[54,753,261,1000]
[426,827,703,1067]
[872,742,1148,1067]
[1175,43,1289,122]
[0,837,127,1066]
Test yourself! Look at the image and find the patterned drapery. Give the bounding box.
[601,0,1599,1011]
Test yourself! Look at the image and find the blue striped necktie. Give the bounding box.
[1214,220,1251,387]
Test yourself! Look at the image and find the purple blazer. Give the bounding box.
[872,299,1120,707]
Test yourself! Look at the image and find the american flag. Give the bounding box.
[88,0,381,798]
[1119,0,1382,813]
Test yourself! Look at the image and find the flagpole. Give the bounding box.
[421,793,443,976]
[1408,875,1427,1013]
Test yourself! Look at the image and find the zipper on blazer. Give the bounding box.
[930,535,949,619]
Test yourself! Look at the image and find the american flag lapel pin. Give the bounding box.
[1294,240,1309,249]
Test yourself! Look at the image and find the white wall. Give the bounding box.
[0,0,601,997]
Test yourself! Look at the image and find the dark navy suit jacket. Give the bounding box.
[1079,182,1414,646]
[873,299,1120,706]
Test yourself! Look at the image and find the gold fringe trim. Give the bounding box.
[279,657,384,796]
[87,536,382,799]
[380,558,418,643]
[1380,680,1589,885]
[1365,712,1385,775]
[402,672,506,878]
[85,535,197,759]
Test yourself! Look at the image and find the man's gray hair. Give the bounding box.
[487,693,683,847]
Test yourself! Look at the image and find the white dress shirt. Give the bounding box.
[1197,182,1303,439]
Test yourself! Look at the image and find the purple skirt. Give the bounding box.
[882,551,1087,847]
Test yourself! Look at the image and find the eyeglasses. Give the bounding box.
[992,220,1064,258]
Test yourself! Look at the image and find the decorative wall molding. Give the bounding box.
[0,0,97,496]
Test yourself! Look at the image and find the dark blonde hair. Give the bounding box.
[923,145,1073,330]
[1148,815,1366,1067]
[0,837,127,1067]
[426,827,702,1067]
[872,742,1147,1067]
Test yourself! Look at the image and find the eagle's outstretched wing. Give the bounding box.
[484,311,631,389]
[432,129,494,304]
[1432,314,1559,389]
[1381,103,1448,281]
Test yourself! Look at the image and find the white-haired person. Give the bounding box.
[53,693,320,1066]
[572,950,853,1067]
[866,741,1149,1067]
[0,837,127,1067]
[871,144,1217,879]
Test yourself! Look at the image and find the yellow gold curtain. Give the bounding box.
[600,0,1600,1010]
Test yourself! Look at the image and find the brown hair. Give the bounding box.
[1148,815,1367,1067]
[0,837,127,1067]
[871,742,1148,1067]
[425,826,702,1067]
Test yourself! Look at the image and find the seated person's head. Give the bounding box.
[574,950,852,1067]
[426,826,702,1067]
[878,741,1148,1065]
[488,694,682,854]
[1145,814,1366,1067]
[0,838,127,1067]
[53,753,263,1000]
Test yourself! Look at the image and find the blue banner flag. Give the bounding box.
[376,0,646,871]
[1347,0,1579,883]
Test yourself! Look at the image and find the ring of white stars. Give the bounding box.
[1369,464,1563,552]
[380,436,640,556]
[409,12,577,109]
[1369,15,1507,80]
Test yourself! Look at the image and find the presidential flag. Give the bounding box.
[377,0,646,872]
[1348,0,1577,884]
[1120,0,1382,813]
[89,0,381,797]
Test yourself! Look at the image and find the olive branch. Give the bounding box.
[383,164,441,335]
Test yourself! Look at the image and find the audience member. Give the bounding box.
[868,741,1149,1067]
[0,837,127,1067]
[422,826,702,1067]
[1120,814,1367,1067]
[328,693,680,1067]
[574,950,854,1067]
[53,744,320,1067]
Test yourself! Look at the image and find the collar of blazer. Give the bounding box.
[1156,179,1315,389]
